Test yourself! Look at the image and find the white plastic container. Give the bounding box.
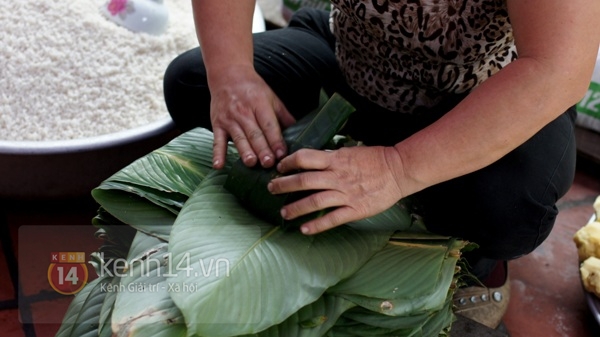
[100,0,170,36]
[100,0,266,35]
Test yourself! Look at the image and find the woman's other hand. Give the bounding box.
[208,65,295,169]
[268,146,407,235]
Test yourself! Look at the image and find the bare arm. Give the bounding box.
[192,0,295,169]
[193,0,255,84]
[269,0,600,235]
[392,0,600,197]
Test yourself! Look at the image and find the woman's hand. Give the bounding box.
[192,1,293,169]
[267,146,406,235]
[208,65,296,169]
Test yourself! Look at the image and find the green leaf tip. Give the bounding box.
[224,93,355,230]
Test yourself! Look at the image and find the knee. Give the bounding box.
[420,177,563,261]
[469,202,559,261]
[287,8,333,45]
[163,48,205,96]
[288,7,325,26]
[162,48,211,131]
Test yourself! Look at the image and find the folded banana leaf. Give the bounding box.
[110,232,186,337]
[54,276,114,337]
[91,128,239,240]
[224,93,355,229]
[168,170,408,336]
[56,92,469,337]
[169,170,463,336]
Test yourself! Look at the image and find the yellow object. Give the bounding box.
[574,195,600,299]
[574,220,600,262]
[581,256,600,298]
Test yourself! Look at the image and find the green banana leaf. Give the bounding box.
[111,232,186,337]
[103,128,226,197]
[54,276,113,337]
[224,93,355,229]
[327,238,466,315]
[329,296,454,337]
[168,170,413,337]
[97,277,119,337]
[91,128,239,241]
[56,92,470,337]
[92,190,177,241]
[338,306,433,331]
[237,295,356,337]
[91,207,138,262]
[334,250,460,317]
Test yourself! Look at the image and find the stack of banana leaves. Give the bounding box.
[55,93,474,337]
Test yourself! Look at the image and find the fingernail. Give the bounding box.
[263,155,272,165]
[213,160,220,168]
[267,182,273,192]
[276,162,283,172]
[300,226,309,234]
[280,208,287,219]
[276,149,285,159]
[244,154,255,164]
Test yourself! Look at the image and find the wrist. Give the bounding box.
[206,63,256,88]
[384,145,425,199]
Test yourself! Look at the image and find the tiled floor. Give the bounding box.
[1,156,599,337]
[503,156,600,337]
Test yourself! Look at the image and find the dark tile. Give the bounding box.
[6,200,102,337]
[0,245,15,302]
[0,309,25,337]
[558,173,600,206]
[18,224,100,297]
[503,202,600,336]
[34,324,63,337]
[6,197,99,259]
[29,296,73,336]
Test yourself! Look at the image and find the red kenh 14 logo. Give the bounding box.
[48,252,89,295]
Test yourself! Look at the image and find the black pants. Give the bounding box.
[163,9,576,279]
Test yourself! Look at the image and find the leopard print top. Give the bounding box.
[330,0,518,113]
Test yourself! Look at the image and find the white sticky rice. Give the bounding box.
[0,0,198,141]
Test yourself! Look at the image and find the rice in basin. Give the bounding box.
[0,0,197,141]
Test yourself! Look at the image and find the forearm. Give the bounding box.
[393,56,593,197]
[390,0,599,198]
[192,0,256,85]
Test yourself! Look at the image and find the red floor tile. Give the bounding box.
[503,166,600,337]
[29,295,73,325]
[504,207,599,336]
[29,297,73,335]
[17,224,100,297]
[34,324,63,337]
[561,172,600,204]
[0,247,15,302]
[0,309,26,337]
